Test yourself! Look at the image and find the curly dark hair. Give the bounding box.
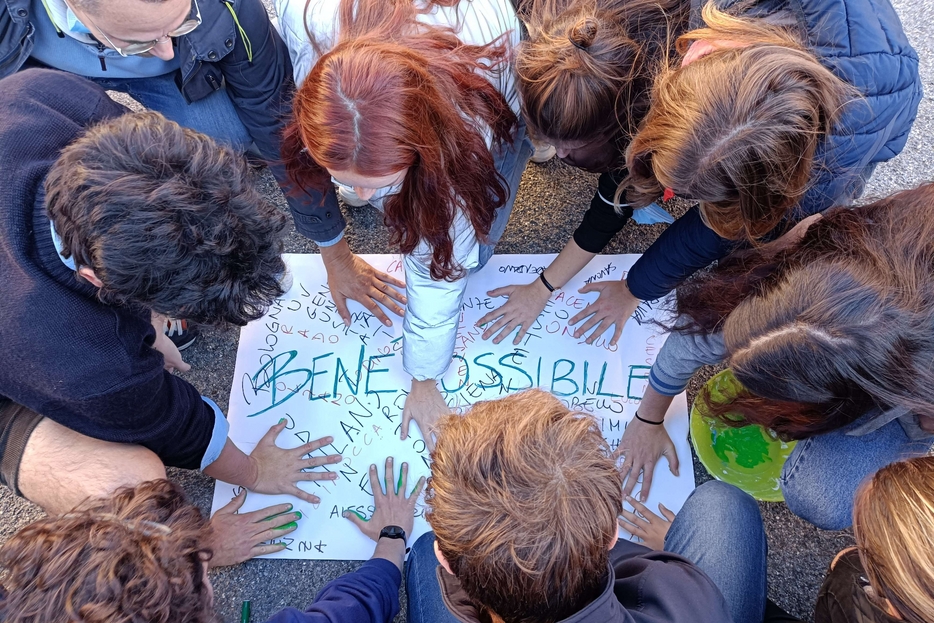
[45,111,288,326]
[0,480,216,623]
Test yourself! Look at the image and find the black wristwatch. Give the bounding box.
[379,525,407,546]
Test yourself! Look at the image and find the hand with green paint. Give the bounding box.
[206,489,303,567]
[344,456,426,542]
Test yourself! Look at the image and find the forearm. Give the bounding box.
[541,239,597,289]
[372,537,407,572]
[637,385,676,423]
[203,439,258,488]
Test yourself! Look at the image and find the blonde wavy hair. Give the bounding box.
[853,456,934,623]
[626,2,854,240]
[426,389,622,623]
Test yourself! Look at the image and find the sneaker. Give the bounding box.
[163,318,199,351]
[337,185,370,207]
[530,142,557,163]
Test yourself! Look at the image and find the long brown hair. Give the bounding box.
[677,183,934,438]
[627,3,853,241]
[516,0,688,145]
[0,480,214,623]
[282,0,518,281]
[854,456,934,623]
[426,389,622,623]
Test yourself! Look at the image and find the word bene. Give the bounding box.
[242,345,651,418]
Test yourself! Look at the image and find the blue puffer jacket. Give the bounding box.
[624,0,921,302]
[694,0,922,213]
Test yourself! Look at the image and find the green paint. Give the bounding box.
[710,425,773,469]
[690,369,797,502]
[277,521,298,531]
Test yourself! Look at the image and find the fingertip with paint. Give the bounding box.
[278,521,298,531]
[278,418,287,424]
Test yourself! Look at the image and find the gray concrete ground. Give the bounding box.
[0,0,931,620]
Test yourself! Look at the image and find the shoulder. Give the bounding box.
[0,69,121,117]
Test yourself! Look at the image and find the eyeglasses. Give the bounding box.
[81,0,202,57]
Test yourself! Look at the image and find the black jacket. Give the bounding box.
[0,70,218,469]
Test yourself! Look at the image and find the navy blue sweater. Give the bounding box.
[0,69,216,469]
[266,559,401,623]
[575,0,920,301]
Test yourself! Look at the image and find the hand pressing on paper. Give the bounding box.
[569,279,641,346]
[619,496,676,551]
[344,456,426,542]
[479,278,553,345]
[207,490,302,567]
[344,457,427,570]
[320,239,406,327]
[401,379,450,451]
[247,420,342,504]
[616,418,680,501]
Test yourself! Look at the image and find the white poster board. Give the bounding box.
[211,254,694,560]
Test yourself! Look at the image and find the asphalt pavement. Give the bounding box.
[0,0,930,620]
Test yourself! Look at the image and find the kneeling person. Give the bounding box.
[0,68,340,516]
[409,389,768,623]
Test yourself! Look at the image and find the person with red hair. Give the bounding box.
[278,0,532,448]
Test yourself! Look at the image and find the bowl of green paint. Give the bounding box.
[689,369,797,502]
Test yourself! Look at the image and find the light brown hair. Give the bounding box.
[516,0,688,144]
[0,480,215,623]
[425,389,622,623]
[853,456,934,623]
[627,3,853,241]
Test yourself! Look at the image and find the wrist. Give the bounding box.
[634,411,665,425]
[538,270,558,294]
[319,238,352,262]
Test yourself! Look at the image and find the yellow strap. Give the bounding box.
[225,1,253,63]
[39,0,64,35]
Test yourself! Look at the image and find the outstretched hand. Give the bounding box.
[569,279,641,346]
[618,496,676,551]
[248,420,342,504]
[207,490,302,567]
[344,456,426,541]
[322,241,407,327]
[479,279,553,345]
[401,379,449,451]
[616,418,680,501]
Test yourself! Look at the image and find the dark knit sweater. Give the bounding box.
[0,69,215,470]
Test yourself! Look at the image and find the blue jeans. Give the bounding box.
[406,481,766,623]
[475,120,533,270]
[88,72,252,150]
[780,416,933,530]
[664,481,767,623]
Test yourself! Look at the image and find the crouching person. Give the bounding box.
[408,389,768,623]
[0,68,341,518]
[0,460,424,622]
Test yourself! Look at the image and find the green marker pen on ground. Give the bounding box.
[240,600,251,623]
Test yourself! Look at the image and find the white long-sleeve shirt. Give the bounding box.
[275,0,522,380]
